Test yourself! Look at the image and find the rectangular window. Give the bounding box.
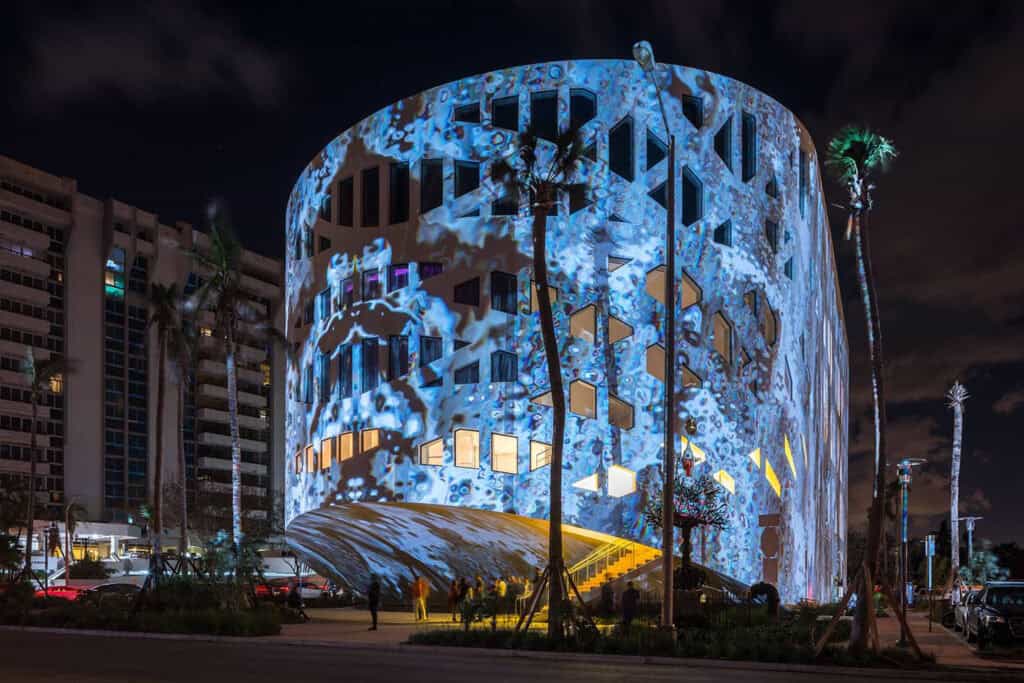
[420,336,442,366]
[338,432,354,461]
[419,261,443,280]
[387,335,409,380]
[303,300,314,326]
[317,288,330,322]
[305,445,316,472]
[362,270,381,300]
[361,338,379,391]
[454,103,480,123]
[492,95,519,131]
[320,437,335,471]
[454,429,479,468]
[420,438,444,466]
[741,112,757,182]
[490,351,517,382]
[338,176,354,226]
[341,277,355,309]
[765,220,779,254]
[490,271,517,314]
[454,161,480,198]
[454,361,479,385]
[317,353,331,401]
[799,148,809,217]
[420,159,443,213]
[303,365,313,403]
[319,235,331,253]
[337,344,352,397]
[319,193,332,222]
[388,263,409,291]
[389,162,410,224]
[530,90,558,141]
[360,428,380,453]
[361,167,379,227]
[530,440,551,470]
[491,433,518,474]
[305,229,314,257]
[453,277,480,306]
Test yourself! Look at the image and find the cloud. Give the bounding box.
[994,389,1024,415]
[21,3,287,110]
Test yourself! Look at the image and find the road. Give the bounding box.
[0,629,1013,683]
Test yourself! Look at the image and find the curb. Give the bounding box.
[1,624,1020,680]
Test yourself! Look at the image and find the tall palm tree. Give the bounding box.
[186,202,276,548]
[826,125,897,654]
[63,501,86,579]
[947,381,968,582]
[175,323,196,556]
[21,348,70,578]
[493,127,588,639]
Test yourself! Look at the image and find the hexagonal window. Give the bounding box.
[570,305,596,344]
[569,380,596,418]
[607,255,630,272]
[645,266,666,303]
[531,391,552,407]
[712,312,733,364]
[681,271,702,309]
[646,343,665,381]
[682,365,702,389]
[608,464,637,497]
[609,395,633,430]
[573,473,599,492]
[609,316,633,344]
[530,281,558,312]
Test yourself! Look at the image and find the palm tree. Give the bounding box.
[63,501,86,579]
[492,127,588,639]
[186,202,276,548]
[175,324,196,557]
[947,381,968,582]
[21,347,70,578]
[826,125,897,654]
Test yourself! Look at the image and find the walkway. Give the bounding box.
[277,607,525,645]
[876,607,1024,671]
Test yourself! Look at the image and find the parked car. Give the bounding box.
[966,581,1024,650]
[77,582,140,604]
[33,585,83,601]
[271,577,329,601]
[955,590,978,632]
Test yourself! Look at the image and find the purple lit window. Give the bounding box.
[362,270,381,300]
[341,278,354,309]
[388,264,409,292]
[419,262,443,280]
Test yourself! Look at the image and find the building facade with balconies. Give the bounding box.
[284,59,849,603]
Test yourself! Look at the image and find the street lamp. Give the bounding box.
[960,516,983,571]
[634,39,677,632]
[896,457,926,645]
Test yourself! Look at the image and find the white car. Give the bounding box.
[955,590,977,632]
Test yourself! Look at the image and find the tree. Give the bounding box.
[186,202,278,548]
[63,501,86,579]
[645,473,729,589]
[491,126,588,639]
[21,347,70,578]
[947,382,968,580]
[826,126,897,654]
[959,540,1008,585]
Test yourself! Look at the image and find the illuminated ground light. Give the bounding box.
[713,469,736,494]
[573,473,600,492]
[607,464,637,497]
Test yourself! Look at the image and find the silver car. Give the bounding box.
[955,590,978,632]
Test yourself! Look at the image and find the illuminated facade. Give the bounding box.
[284,60,848,603]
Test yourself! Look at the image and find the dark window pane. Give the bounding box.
[389,162,410,224]
[318,235,331,253]
[338,177,354,226]
[387,335,409,380]
[681,95,703,129]
[741,112,757,182]
[319,193,332,222]
[419,262,443,279]
[454,339,470,350]
[361,338,379,391]
[420,336,442,366]
[784,258,794,280]
[765,220,779,253]
[388,263,409,291]
[454,361,479,385]
[714,116,733,171]
[681,167,703,226]
[647,182,667,209]
[454,161,479,198]
[713,220,732,246]
[361,167,379,226]
[492,96,518,131]
[341,277,354,309]
[569,185,590,214]
[318,354,331,401]
[646,130,667,170]
[531,90,558,141]
[799,149,809,217]
[609,116,633,181]
[491,271,517,314]
[420,159,443,213]
[362,270,382,299]
[337,345,352,397]
[570,89,596,130]
[454,103,480,123]
[492,188,518,216]
[453,277,480,306]
[491,351,517,382]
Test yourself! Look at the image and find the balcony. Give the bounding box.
[197,431,268,454]
[2,310,49,336]
[196,358,263,386]
[2,280,49,307]
[0,398,47,420]
[0,340,48,360]
[197,382,266,408]
[198,479,266,498]
[197,454,267,475]
[0,429,46,447]
[239,273,279,300]
[197,335,267,365]
[196,407,267,431]
[0,220,50,252]
[0,459,49,476]
[0,249,50,277]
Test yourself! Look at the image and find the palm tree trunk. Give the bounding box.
[152,335,166,582]
[532,191,566,640]
[24,395,38,578]
[850,211,889,655]
[950,399,963,581]
[178,379,188,556]
[225,329,243,547]
[64,506,71,581]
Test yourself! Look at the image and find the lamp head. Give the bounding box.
[632,40,655,72]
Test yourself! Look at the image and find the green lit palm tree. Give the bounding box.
[21,348,70,578]
[492,126,588,640]
[826,125,897,654]
[947,381,968,579]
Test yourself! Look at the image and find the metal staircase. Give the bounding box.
[568,539,661,598]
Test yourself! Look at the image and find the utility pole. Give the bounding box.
[896,458,925,647]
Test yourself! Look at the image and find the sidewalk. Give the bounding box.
[276,607,523,645]
[876,606,1024,671]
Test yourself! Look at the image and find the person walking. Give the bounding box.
[457,576,470,619]
[287,578,310,622]
[412,575,429,622]
[621,580,640,629]
[474,574,484,602]
[367,575,381,631]
[447,578,460,622]
[495,575,508,616]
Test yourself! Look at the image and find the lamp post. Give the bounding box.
[634,39,677,632]
[924,534,935,632]
[896,457,926,645]
[960,516,983,572]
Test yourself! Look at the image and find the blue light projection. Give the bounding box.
[284,59,849,603]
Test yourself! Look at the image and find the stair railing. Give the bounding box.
[568,539,643,592]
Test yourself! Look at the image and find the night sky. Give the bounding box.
[4,1,1022,545]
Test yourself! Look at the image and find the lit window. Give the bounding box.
[644,266,666,304]
[530,90,558,141]
[762,306,779,347]
[714,115,733,170]
[362,270,382,300]
[573,473,599,492]
[361,167,379,227]
[713,469,735,494]
[749,448,762,468]
[681,95,703,129]
[531,391,552,407]
[713,220,732,247]
[682,365,702,389]
[320,437,335,471]
[784,435,797,477]
[764,459,781,497]
[49,374,63,394]
[338,432,354,462]
[609,116,634,181]
[712,312,733,364]
[305,445,316,472]
[454,103,480,123]
[453,277,480,306]
[454,161,480,198]
[200,327,213,337]
[260,362,271,387]
[681,167,703,226]
[570,305,596,343]
[608,395,633,430]
[646,344,665,381]
[609,316,632,343]
[454,429,480,468]
[340,278,355,309]
[530,440,551,470]
[420,159,443,213]
[569,380,596,419]
[388,263,409,291]
[529,281,557,312]
[420,438,443,466]
[360,429,380,453]
[491,271,517,314]
[491,95,518,131]
[490,351,517,383]
[646,129,667,170]
[294,451,302,474]
[491,433,518,474]
[570,89,596,129]
[454,361,479,385]
[607,464,636,497]
[741,112,757,182]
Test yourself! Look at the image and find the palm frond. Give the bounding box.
[947,381,969,408]
[825,125,898,183]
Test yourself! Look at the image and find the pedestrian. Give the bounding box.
[411,575,429,621]
[448,578,460,622]
[621,580,639,628]
[474,574,484,601]
[600,580,614,617]
[287,577,310,622]
[367,574,381,631]
[495,575,508,615]
[457,576,470,615]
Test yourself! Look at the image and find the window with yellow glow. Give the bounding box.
[261,362,271,387]
[749,448,762,468]
[531,391,552,407]
[338,432,354,461]
[609,316,633,343]
[681,270,702,309]
[360,429,380,453]
[294,452,302,474]
[305,445,316,472]
[49,374,63,394]
[609,395,633,430]
[764,459,781,497]
[570,305,596,343]
[569,380,596,418]
[644,266,666,303]
[762,305,778,346]
[420,438,443,466]
[320,437,335,471]
[530,440,551,470]
[607,464,636,497]
[491,433,518,474]
[530,281,557,312]
[573,473,599,492]
[712,312,733,364]
[200,327,213,337]
[712,469,735,494]
[454,429,480,468]
[784,435,797,477]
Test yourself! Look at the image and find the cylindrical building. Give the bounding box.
[284,59,848,604]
